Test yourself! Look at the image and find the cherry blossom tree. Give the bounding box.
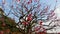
[1,0,60,34]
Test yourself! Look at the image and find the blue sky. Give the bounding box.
[1,0,60,33]
[0,0,60,22]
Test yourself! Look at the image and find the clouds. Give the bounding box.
[55,5,60,19]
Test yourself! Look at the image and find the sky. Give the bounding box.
[0,0,60,22]
[0,0,60,33]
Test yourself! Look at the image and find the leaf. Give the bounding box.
[27,0,32,4]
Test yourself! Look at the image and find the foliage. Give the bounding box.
[0,15,22,34]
